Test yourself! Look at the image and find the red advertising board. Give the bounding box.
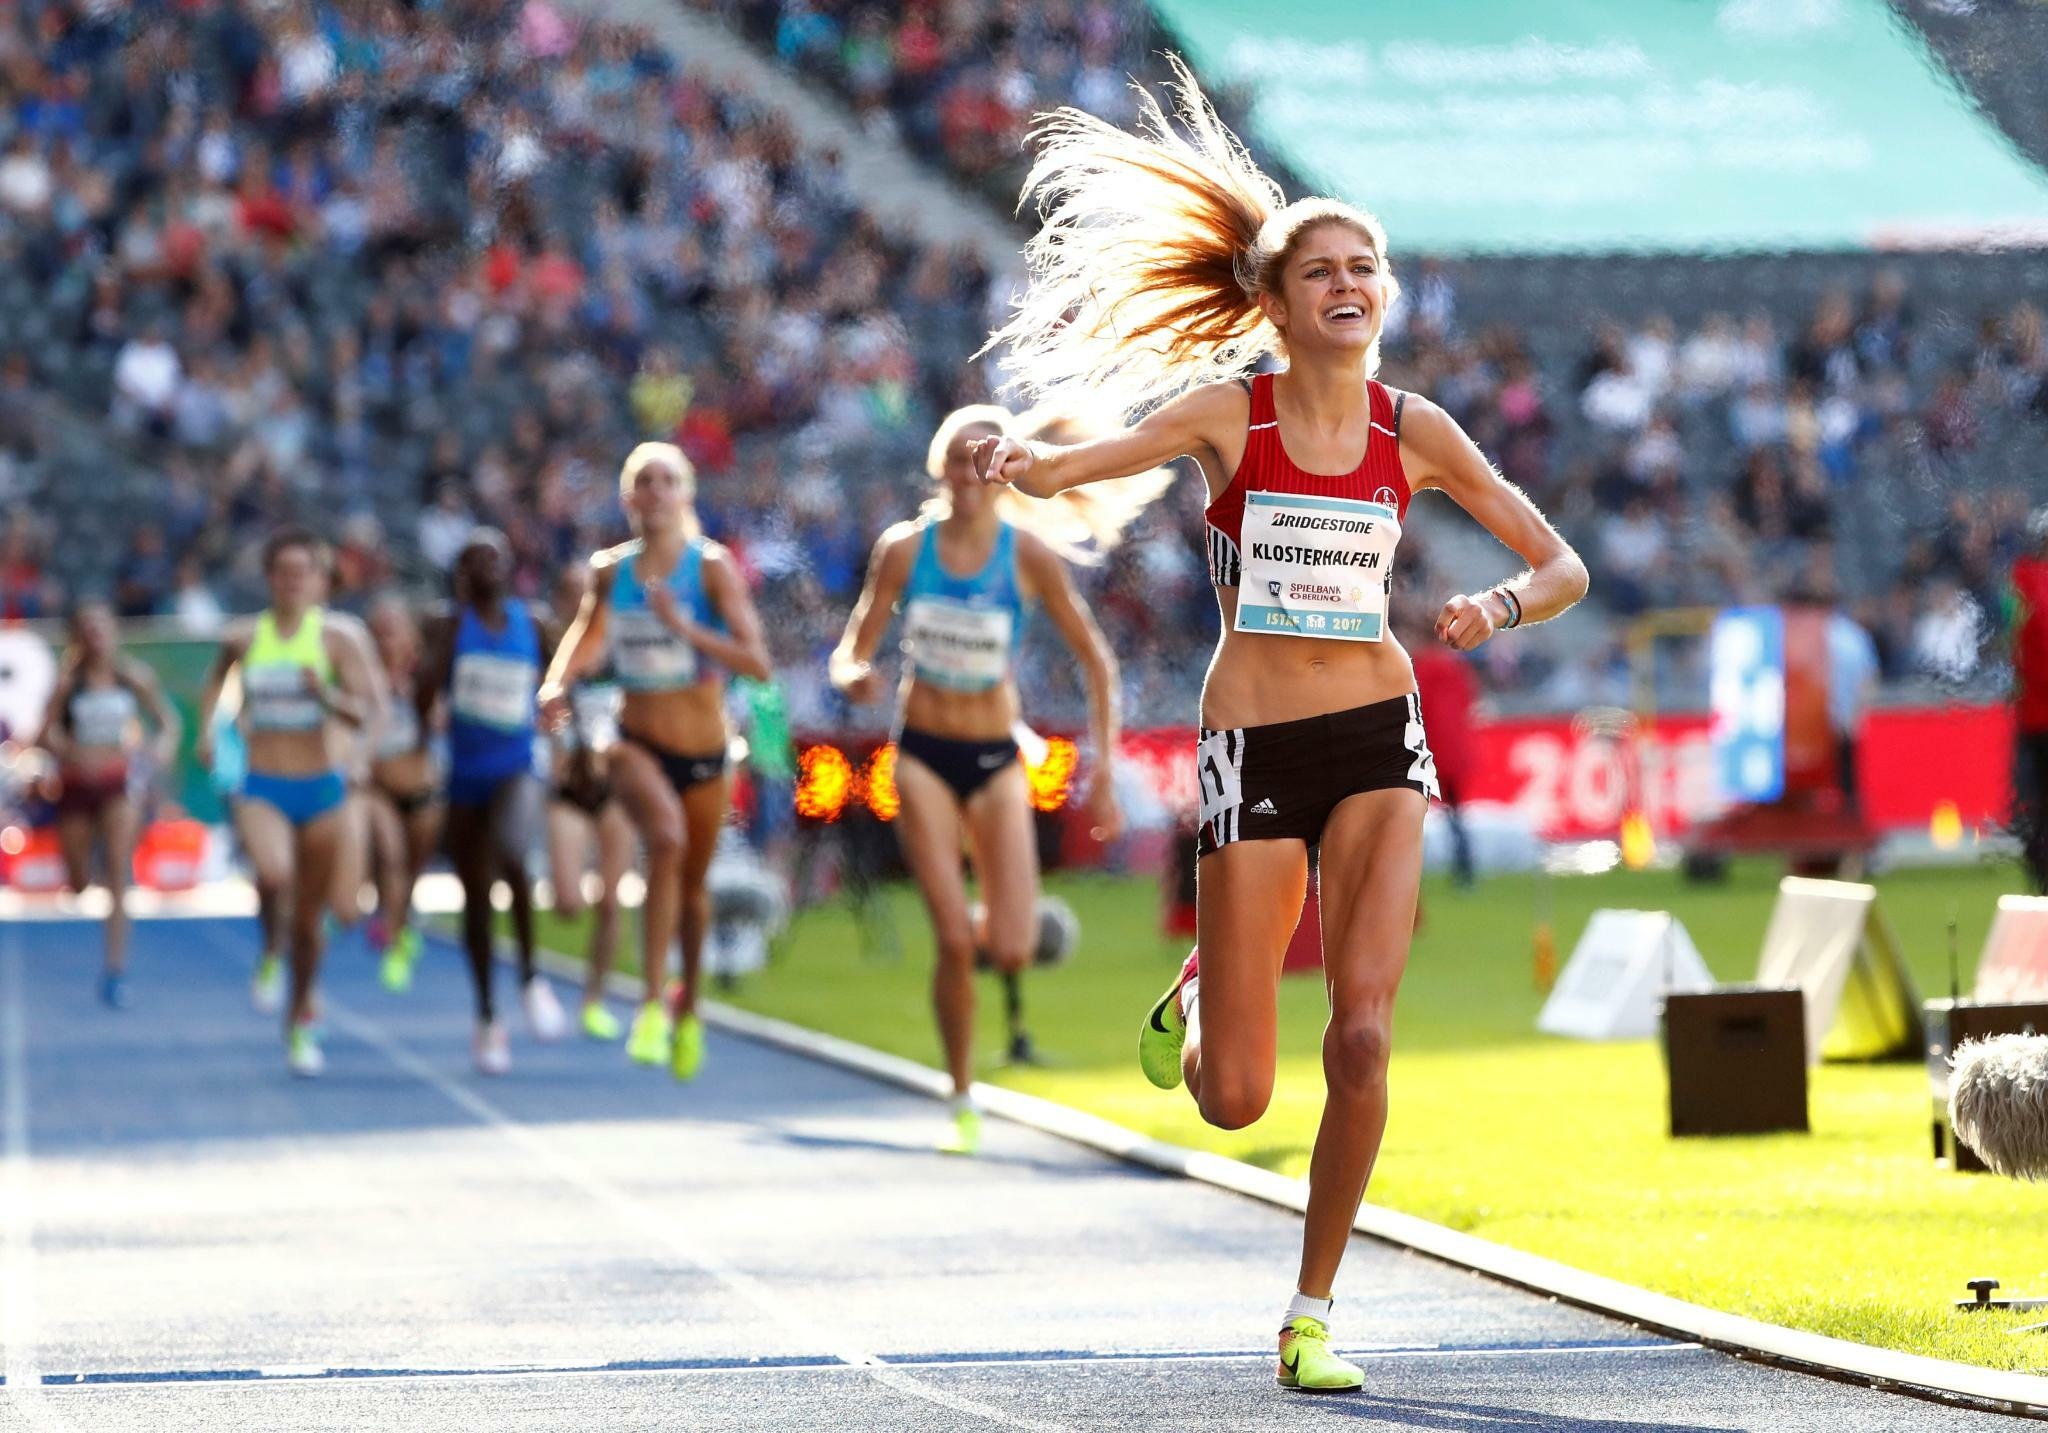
[1107,703,2014,842]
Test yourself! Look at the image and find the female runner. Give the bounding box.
[36,600,181,1007]
[363,595,442,993]
[972,64,1588,1389]
[196,528,385,1076]
[543,560,633,1042]
[540,443,771,1080]
[829,404,1143,1154]
[417,529,568,1074]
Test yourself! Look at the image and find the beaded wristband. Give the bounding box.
[1493,586,1523,630]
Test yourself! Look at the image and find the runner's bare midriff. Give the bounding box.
[247,727,340,778]
[899,676,1020,743]
[372,749,434,796]
[620,682,728,754]
[1200,586,1417,731]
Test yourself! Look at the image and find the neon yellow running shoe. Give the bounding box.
[1276,1316,1362,1393]
[1138,950,1199,1090]
[251,954,285,1016]
[939,1104,982,1156]
[670,1011,705,1082]
[581,1000,622,1042]
[286,1023,325,1079]
[379,946,412,994]
[626,1001,671,1066]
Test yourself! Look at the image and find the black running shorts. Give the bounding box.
[1195,693,1438,856]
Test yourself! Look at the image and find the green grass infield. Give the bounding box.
[519,856,2048,1372]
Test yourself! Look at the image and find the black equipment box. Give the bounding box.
[1663,986,1809,1137]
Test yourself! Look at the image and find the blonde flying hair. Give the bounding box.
[986,55,1400,420]
[925,403,1172,566]
[619,441,702,540]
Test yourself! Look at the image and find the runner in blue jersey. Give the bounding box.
[830,405,1136,1154]
[541,442,772,1082]
[418,530,568,1075]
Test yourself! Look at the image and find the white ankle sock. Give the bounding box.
[1283,1292,1334,1330]
[1179,976,1200,1019]
[949,1094,978,1117]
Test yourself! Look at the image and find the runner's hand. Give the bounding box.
[1435,593,1499,652]
[647,584,690,638]
[537,683,571,733]
[971,435,1033,488]
[1085,772,1123,844]
[829,655,880,705]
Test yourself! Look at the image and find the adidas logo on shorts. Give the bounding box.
[1250,797,1278,815]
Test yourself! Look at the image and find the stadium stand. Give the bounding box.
[2,0,2044,724]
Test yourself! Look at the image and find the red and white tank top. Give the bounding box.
[1205,372,1412,590]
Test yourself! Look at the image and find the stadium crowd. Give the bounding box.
[0,0,2042,727]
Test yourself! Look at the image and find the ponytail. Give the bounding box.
[986,55,1398,420]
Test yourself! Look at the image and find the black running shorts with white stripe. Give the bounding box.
[1195,693,1438,857]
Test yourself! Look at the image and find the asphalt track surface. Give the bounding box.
[0,914,2027,1431]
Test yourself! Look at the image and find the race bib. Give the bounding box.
[1194,730,1242,831]
[567,682,623,752]
[376,698,421,758]
[451,652,537,732]
[70,688,137,749]
[1233,491,1398,642]
[903,596,1013,691]
[612,610,698,690]
[243,663,324,732]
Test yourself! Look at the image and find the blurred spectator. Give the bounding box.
[170,556,226,638]
[2011,508,2048,890]
[1913,578,1984,682]
[114,525,175,619]
[419,482,479,573]
[1599,497,1667,615]
[1816,578,1879,815]
[0,515,52,621]
[111,322,181,436]
[1923,366,1978,456]
[1407,609,1480,886]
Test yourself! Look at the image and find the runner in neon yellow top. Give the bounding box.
[197,528,386,1078]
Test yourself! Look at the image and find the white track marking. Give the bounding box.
[27,1341,1704,1394]
[1,933,76,1431]
[326,1000,1068,1433]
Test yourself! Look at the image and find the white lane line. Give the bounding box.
[35,1341,1706,1390]
[1,930,77,1431]
[324,999,1068,1433]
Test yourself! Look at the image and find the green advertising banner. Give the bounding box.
[1151,0,2048,253]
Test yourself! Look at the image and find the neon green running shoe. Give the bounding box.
[581,1000,622,1042]
[1138,950,1199,1090]
[286,1023,325,1079]
[379,945,412,994]
[939,1104,981,1156]
[670,1011,705,1082]
[626,1001,671,1066]
[251,954,285,1016]
[1276,1316,1362,1393]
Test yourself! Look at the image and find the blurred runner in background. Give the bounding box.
[36,600,181,1008]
